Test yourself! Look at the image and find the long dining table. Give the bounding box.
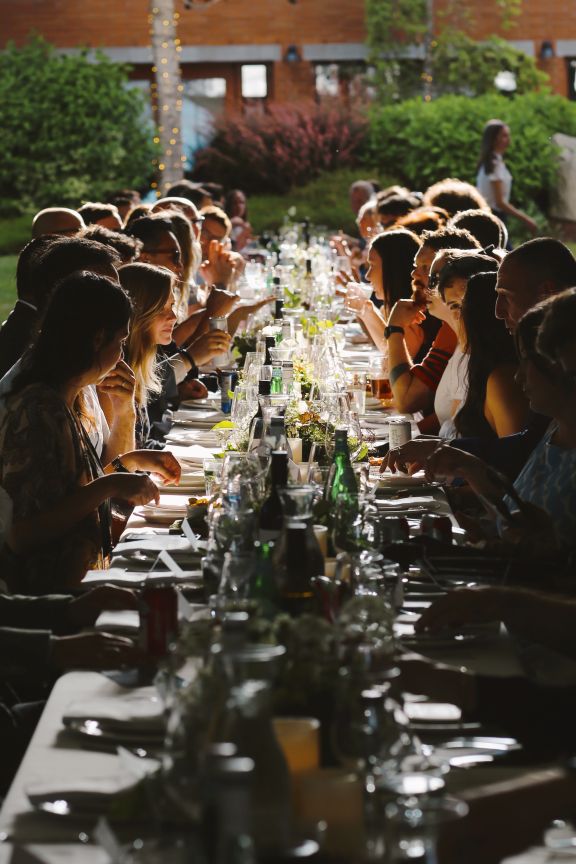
[2,334,576,864]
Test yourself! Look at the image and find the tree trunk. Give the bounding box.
[149,0,184,194]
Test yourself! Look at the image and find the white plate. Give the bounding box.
[135,506,186,525]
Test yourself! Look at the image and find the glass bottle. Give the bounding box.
[249,540,279,617]
[301,258,314,308]
[220,680,292,854]
[328,428,359,506]
[274,522,318,617]
[258,450,288,542]
[201,749,256,864]
[270,362,283,394]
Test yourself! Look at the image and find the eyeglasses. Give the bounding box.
[191,216,205,225]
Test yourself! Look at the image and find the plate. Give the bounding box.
[134,507,186,525]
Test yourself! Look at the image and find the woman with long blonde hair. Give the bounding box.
[118,262,178,448]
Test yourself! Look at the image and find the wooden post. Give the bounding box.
[149,0,184,194]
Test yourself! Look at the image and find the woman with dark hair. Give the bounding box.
[449,271,529,438]
[476,119,537,235]
[0,272,160,592]
[346,228,428,360]
[224,188,252,251]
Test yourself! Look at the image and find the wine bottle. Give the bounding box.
[259,451,288,542]
[275,522,317,617]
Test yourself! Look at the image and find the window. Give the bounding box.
[241,65,268,99]
[183,78,227,168]
[568,59,576,101]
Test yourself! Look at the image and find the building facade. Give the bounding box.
[2,0,576,154]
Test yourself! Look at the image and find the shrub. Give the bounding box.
[248,167,391,236]
[0,36,158,209]
[192,103,368,195]
[368,93,576,216]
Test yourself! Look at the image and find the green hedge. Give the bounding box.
[0,37,157,209]
[248,168,388,236]
[368,93,576,213]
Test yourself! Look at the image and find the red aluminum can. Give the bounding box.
[140,581,179,658]
[420,515,453,543]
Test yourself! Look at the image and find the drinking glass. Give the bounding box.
[203,458,223,498]
[243,351,265,386]
[347,371,367,415]
[369,354,392,402]
[219,550,256,600]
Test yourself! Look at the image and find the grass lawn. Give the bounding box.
[0,256,16,322]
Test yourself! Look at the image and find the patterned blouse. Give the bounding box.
[0,384,112,593]
[512,423,576,550]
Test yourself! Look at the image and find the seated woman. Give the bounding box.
[429,252,498,437]
[345,229,427,361]
[438,267,528,439]
[0,273,160,593]
[224,188,252,251]
[399,300,576,555]
[119,262,209,448]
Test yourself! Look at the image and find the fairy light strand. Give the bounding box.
[148,3,185,196]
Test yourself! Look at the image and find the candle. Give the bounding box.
[288,437,303,464]
[313,524,328,558]
[273,717,320,775]
[297,768,364,857]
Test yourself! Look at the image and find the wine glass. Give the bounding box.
[219,550,256,600]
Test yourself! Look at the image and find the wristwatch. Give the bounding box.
[384,325,405,339]
[111,456,130,473]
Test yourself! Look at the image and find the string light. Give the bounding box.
[149,3,184,195]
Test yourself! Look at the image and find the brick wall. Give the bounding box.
[2,0,575,100]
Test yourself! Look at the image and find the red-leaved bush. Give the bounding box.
[192,102,368,194]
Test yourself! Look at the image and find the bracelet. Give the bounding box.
[176,346,194,368]
[111,456,130,473]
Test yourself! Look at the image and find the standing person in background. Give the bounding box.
[476,119,538,236]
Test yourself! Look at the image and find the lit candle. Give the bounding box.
[273,717,320,775]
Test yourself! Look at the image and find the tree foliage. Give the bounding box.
[365,0,546,101]
[432,31,549,96]
[0,37,157,209]
[368,93,576,214]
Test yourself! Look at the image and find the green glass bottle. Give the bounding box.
[328,429,358,505]
[249,540,279,618]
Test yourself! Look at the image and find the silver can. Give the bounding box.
[208,316,229,367]
[387,417,412,451]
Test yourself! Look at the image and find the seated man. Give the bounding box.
[0,235,56,378]
[31,207,84,238]
[81,223,142,264]
[77,202,123,231]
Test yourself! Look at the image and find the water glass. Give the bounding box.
[219,550,256,600]
[203,458,223,497]
[347,371,367,415]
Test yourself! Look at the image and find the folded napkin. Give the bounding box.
[95,610,140,634]
[63,694,164,734]
[113,536,195,556]
[172,408,223,423]
[83,569,148,587]
[374,495,438,509]
[403,701,462,723]
[164,443,221,465]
